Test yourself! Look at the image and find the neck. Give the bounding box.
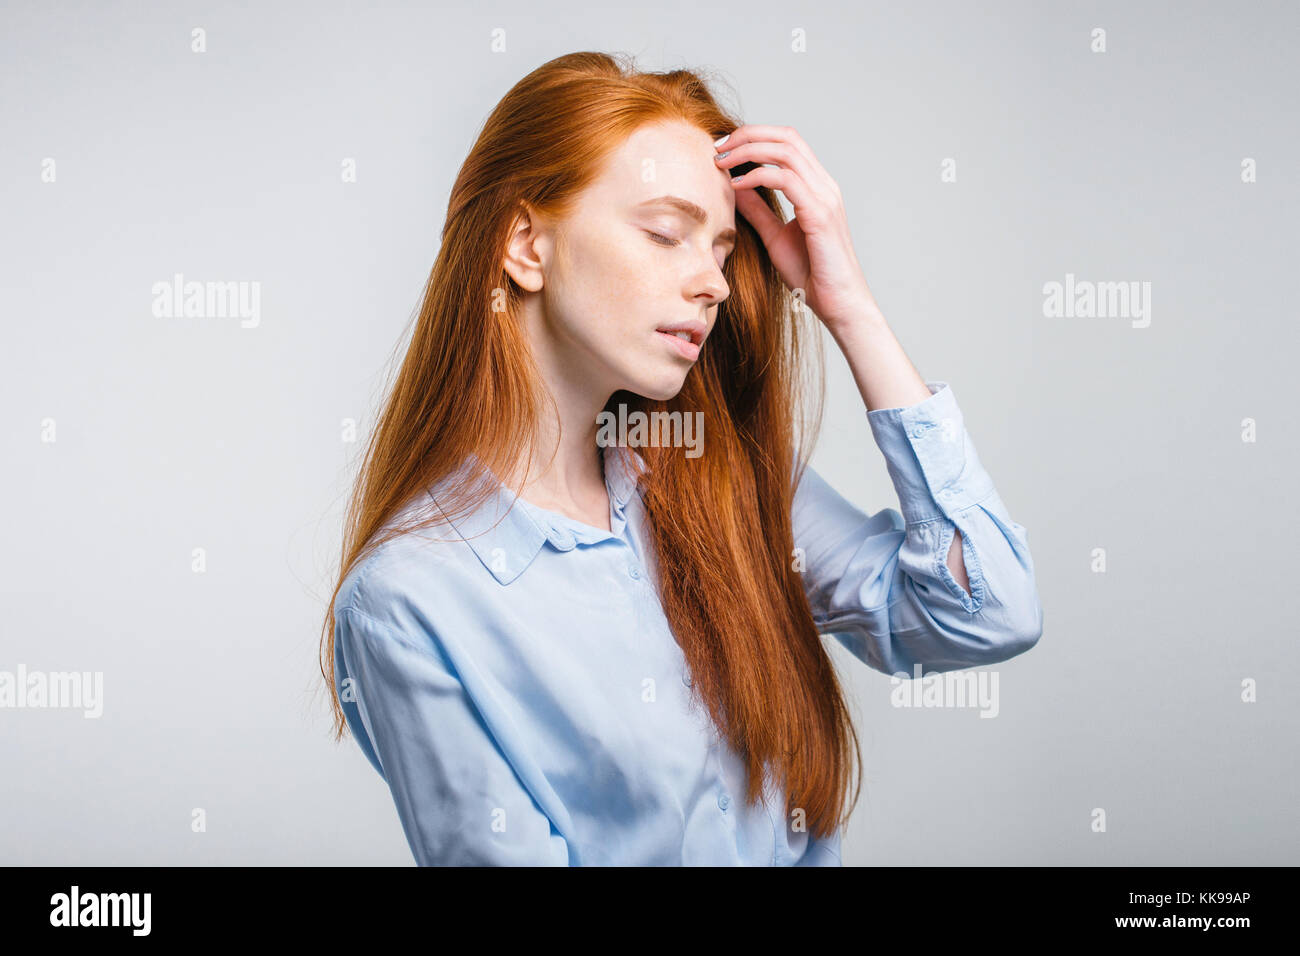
[510,309,614,515]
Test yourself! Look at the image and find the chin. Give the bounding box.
[628,370,690,403]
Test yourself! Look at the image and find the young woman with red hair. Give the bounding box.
[320,51,1043,866]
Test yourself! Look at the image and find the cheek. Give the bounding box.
[564,234,662,337]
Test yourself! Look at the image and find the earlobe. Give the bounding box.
[502,250,543,293]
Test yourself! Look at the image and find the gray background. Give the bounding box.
[2,0,1296,865]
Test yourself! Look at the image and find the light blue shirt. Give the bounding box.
[333,381,1043,865]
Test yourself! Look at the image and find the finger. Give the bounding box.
[729,163,826,232]
[732,184,784,249]
[716,124,837,194]
[716,139,837,207]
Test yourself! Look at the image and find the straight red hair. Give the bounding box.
[320,51,862,840]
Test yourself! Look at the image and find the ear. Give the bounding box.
[502,202,547,293]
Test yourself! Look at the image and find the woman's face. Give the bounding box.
[509,119,737,404]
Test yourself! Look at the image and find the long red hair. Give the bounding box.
[319,51,861,839]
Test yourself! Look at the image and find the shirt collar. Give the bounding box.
[426,445,646,585]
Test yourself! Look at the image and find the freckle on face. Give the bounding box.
[539,121,735,399]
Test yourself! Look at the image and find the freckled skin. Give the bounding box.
[522,120,736,404]
[497,120,736,525]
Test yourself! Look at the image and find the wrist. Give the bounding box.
[824,300,888,345]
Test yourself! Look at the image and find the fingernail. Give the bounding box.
[713,133,730,147]
[715,150,730,160]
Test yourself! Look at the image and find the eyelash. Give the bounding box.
[646,230,732,263]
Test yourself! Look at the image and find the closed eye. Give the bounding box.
[646,228,732,268]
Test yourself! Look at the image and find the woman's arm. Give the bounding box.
[717,127,1038,668]
[713,125,976,596]
[824,303,973,594]
[792,379,1043,677]
[336,603,571,865]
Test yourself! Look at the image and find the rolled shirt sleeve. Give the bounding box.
[335,604,571,865]
[793,381,1043,677]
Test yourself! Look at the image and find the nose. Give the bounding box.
[693,259,729,307]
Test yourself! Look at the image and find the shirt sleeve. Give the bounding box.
[792,381,1044,677]
[335,603,571,866]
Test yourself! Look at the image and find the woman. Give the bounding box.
[320,51,1043,866]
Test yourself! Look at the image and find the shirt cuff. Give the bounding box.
[865,381,996,525]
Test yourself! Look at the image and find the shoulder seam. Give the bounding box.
[335,603,444,663]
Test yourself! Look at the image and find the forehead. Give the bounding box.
[583,121,735,225]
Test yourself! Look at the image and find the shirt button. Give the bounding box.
[718,793,731,811]
[629,564,641,579]
[681,672,692,687]
[911,426,926,438]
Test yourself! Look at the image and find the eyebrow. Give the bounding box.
[636,195,737,244]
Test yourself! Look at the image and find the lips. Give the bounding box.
[655,328,702,361]
[653,321,706,346]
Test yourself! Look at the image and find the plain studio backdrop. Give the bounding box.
[1,0,1296,865]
